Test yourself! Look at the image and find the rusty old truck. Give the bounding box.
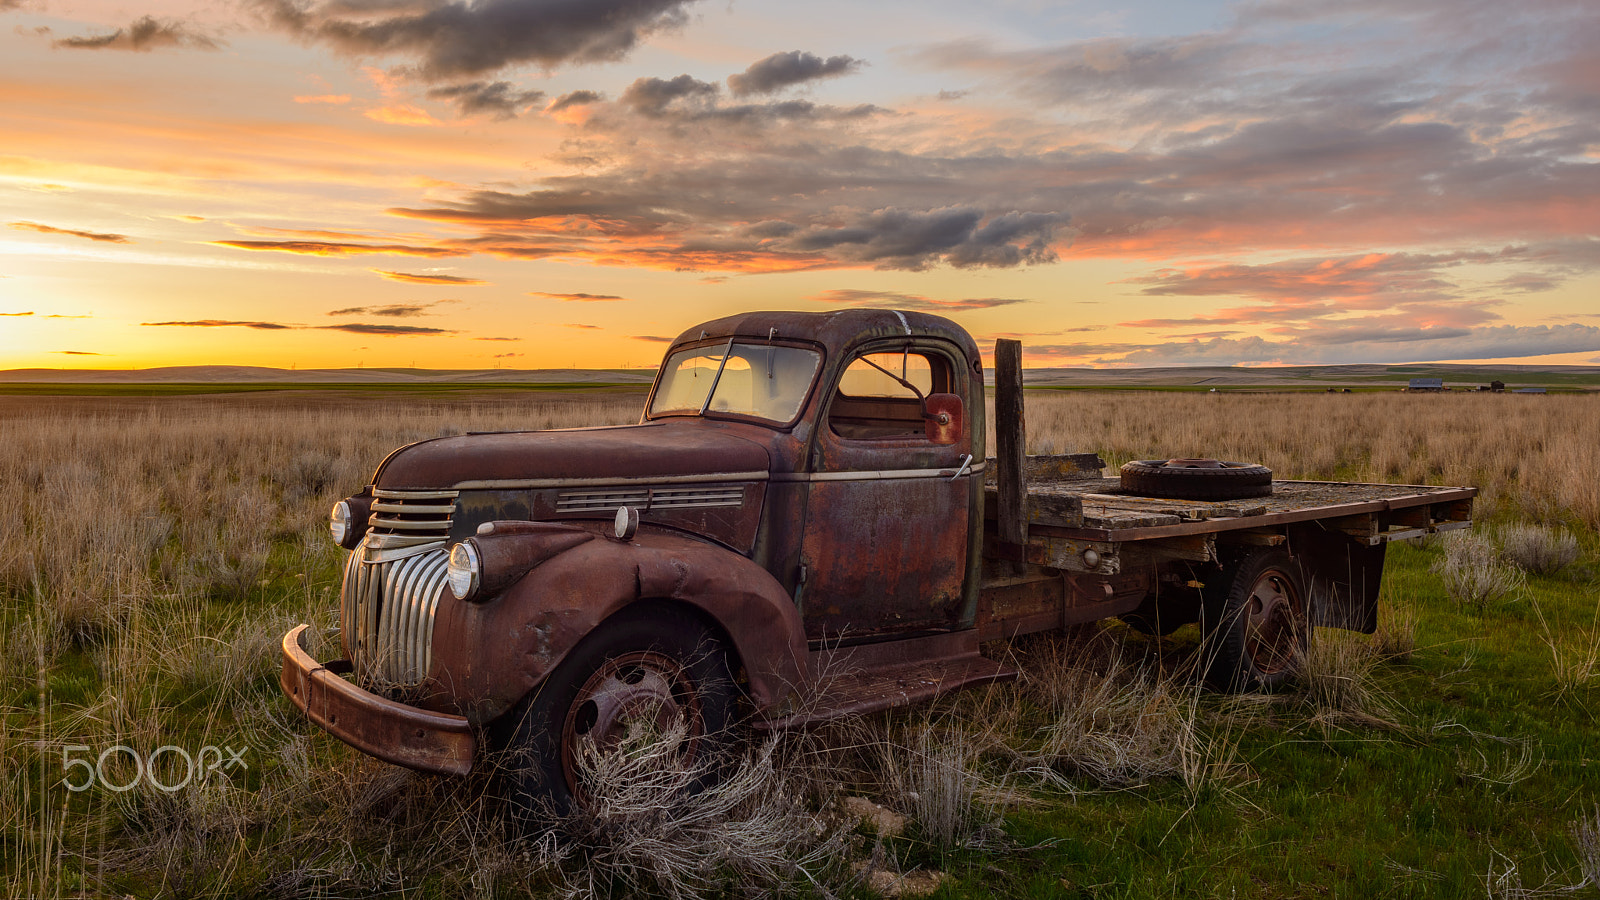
[281,308,1476,809]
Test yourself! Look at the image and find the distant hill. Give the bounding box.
[2,362,1596,390]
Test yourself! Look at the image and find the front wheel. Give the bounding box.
[1200,549,1310,692]
[500,603,739,817]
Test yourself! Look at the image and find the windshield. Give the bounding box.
[650,341,822,424]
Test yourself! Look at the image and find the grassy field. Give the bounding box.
[2,388,1597,899]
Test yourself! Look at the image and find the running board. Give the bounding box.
[755,630,1018,730]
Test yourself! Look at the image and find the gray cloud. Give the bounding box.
[791,207,1065,270]
[546,90,603,113]
[54,16,222,51]
[620,74,719,115]
[329,304,437,317]
[360,0,1600,320]
[728,50,864,96]
[427,81,545,119]
[249,0,698,80]
[322,323,454,335]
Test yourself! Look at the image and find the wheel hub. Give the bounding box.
[1243,571,1300,675]
[560,650,704,797]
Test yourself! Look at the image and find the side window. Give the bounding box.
[828,349,951,440]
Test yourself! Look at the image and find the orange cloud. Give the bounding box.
[211,240,465,257]
[295,94,351,104]
[528,291,626,301]
[372,269,487,285]
[10,221,130,243]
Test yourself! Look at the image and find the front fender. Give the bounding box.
[430,528,808,725]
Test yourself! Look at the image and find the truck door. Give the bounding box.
[798,341,973,641]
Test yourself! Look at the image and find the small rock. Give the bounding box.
[851,861,947,898]
[841,795,907,838]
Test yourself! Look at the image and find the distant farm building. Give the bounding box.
[1407,377,1445,392]
[1513,387,1548,394]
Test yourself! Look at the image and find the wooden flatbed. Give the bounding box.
[977,453,1476,643]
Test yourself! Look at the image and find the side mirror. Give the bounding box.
[923,393,963,445]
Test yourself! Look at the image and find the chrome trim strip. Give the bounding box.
[770,461,988,482]
[555,485,746,512]
[374,488,460,500]
[371,501,455,515]
[370,517,454,532]
[451,470,770,490]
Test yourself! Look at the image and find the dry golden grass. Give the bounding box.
[1007,391,1600,528]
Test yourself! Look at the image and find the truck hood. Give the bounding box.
[373,419,771,490]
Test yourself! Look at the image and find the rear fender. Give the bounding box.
[431,527,808,724]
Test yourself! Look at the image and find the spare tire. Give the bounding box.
[1119,458,1272,501]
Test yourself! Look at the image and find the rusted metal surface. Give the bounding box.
[1289,523,1387,633]
[428,528,809,725]
[755,630,1016,730]
[280,625,475,776]
[560,649,706,804]
[375,419,771,490]
[1236,563,1305,676]
[796,331,983,641]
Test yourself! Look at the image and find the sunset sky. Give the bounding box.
[2,0,1597,370]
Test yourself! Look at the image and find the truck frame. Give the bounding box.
[281,309,1474,810]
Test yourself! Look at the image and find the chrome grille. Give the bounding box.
[339,488,457,686]
[556,484,745,512]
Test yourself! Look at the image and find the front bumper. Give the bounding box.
[279,624,475,776]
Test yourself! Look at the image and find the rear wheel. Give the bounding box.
[1200,549,1309,692]
[500,604,738,817]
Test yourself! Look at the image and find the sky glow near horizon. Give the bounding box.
[1,0,1598,371]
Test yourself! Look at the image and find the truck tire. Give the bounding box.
[1119,459,1272,501]
[1199,549,1309,692]
[500,603,739,818]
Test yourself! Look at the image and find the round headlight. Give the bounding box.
[447,541,482,601]
[330,500,353,546]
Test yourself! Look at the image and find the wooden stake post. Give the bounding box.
[994,339,1027,549]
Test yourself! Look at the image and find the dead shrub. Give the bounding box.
[1497,524,1581,575]
[1433,532,1524,610]
[861,722,994,853]
[548,725,850,900]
